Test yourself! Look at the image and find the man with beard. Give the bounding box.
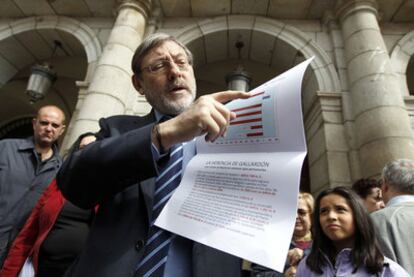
[0,105,65,266]
[57,33,250,277]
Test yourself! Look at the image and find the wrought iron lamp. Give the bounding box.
[26,40,64,103]
[225,40,251,92]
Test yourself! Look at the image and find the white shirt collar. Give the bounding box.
[387,195,414,207]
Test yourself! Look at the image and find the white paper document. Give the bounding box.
[155,57,314,272]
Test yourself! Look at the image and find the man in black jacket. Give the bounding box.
[57,33,250,277]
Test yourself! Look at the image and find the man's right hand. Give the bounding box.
[154,90,251,151]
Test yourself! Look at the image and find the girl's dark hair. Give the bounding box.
[64,132,96,159]
[306,186,384,274]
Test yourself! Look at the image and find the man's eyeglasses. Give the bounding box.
[141,58,191,74]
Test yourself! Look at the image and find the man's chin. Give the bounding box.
[163,96,194,114]
[161,104,187,116]
[168,89,194,101]
[37,138,55,147]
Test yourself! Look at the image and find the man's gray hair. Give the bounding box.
[382,159,414,194]
[131,33,193,76]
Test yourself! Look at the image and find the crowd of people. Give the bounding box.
[0,33,413,277]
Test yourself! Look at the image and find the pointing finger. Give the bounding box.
[211,90,251,104]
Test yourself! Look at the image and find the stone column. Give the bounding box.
[323,12,361,181]
[336,0,414,177]
[67,0,151,145]
[60,80,90,154]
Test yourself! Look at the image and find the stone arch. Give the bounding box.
[174,15,341,94]
[173,15,343,193]
[390,30,414,96]
[0,15,102,85]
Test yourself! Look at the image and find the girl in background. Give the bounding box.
[296,186,409,277]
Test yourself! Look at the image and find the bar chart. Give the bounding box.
[214,90,279,145]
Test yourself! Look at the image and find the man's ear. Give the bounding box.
[382,181,389,194]
[59,125,66,136]
[132,75,144,96]
[32,118,37,131]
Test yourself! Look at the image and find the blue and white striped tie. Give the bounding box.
[136,144,183,277]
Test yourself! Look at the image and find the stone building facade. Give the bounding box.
[0,0,413,194]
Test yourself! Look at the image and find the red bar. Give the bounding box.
[230,118,261,125]
[251,125,262,129]
[247,132,263,137]
[232,103,262,112]
[237,110,262,117]
[251,91,265,97]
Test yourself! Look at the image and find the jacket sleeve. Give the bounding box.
[57,118,157,209]
[0,181,54,277]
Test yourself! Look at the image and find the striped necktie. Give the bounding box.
[135,143,184,277]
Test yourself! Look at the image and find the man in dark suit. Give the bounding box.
[57,33,250,277]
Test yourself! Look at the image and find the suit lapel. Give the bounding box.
[136,111,157,225]
[140,177,156,223]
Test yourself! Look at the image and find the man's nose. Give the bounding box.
[167,62,183,80]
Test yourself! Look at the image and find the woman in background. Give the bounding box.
[284,192,313,277]
[251,192,314,277]
[296,186,409,277]
[1,133,96,277]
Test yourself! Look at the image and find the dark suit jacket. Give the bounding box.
[57,112,242,277]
